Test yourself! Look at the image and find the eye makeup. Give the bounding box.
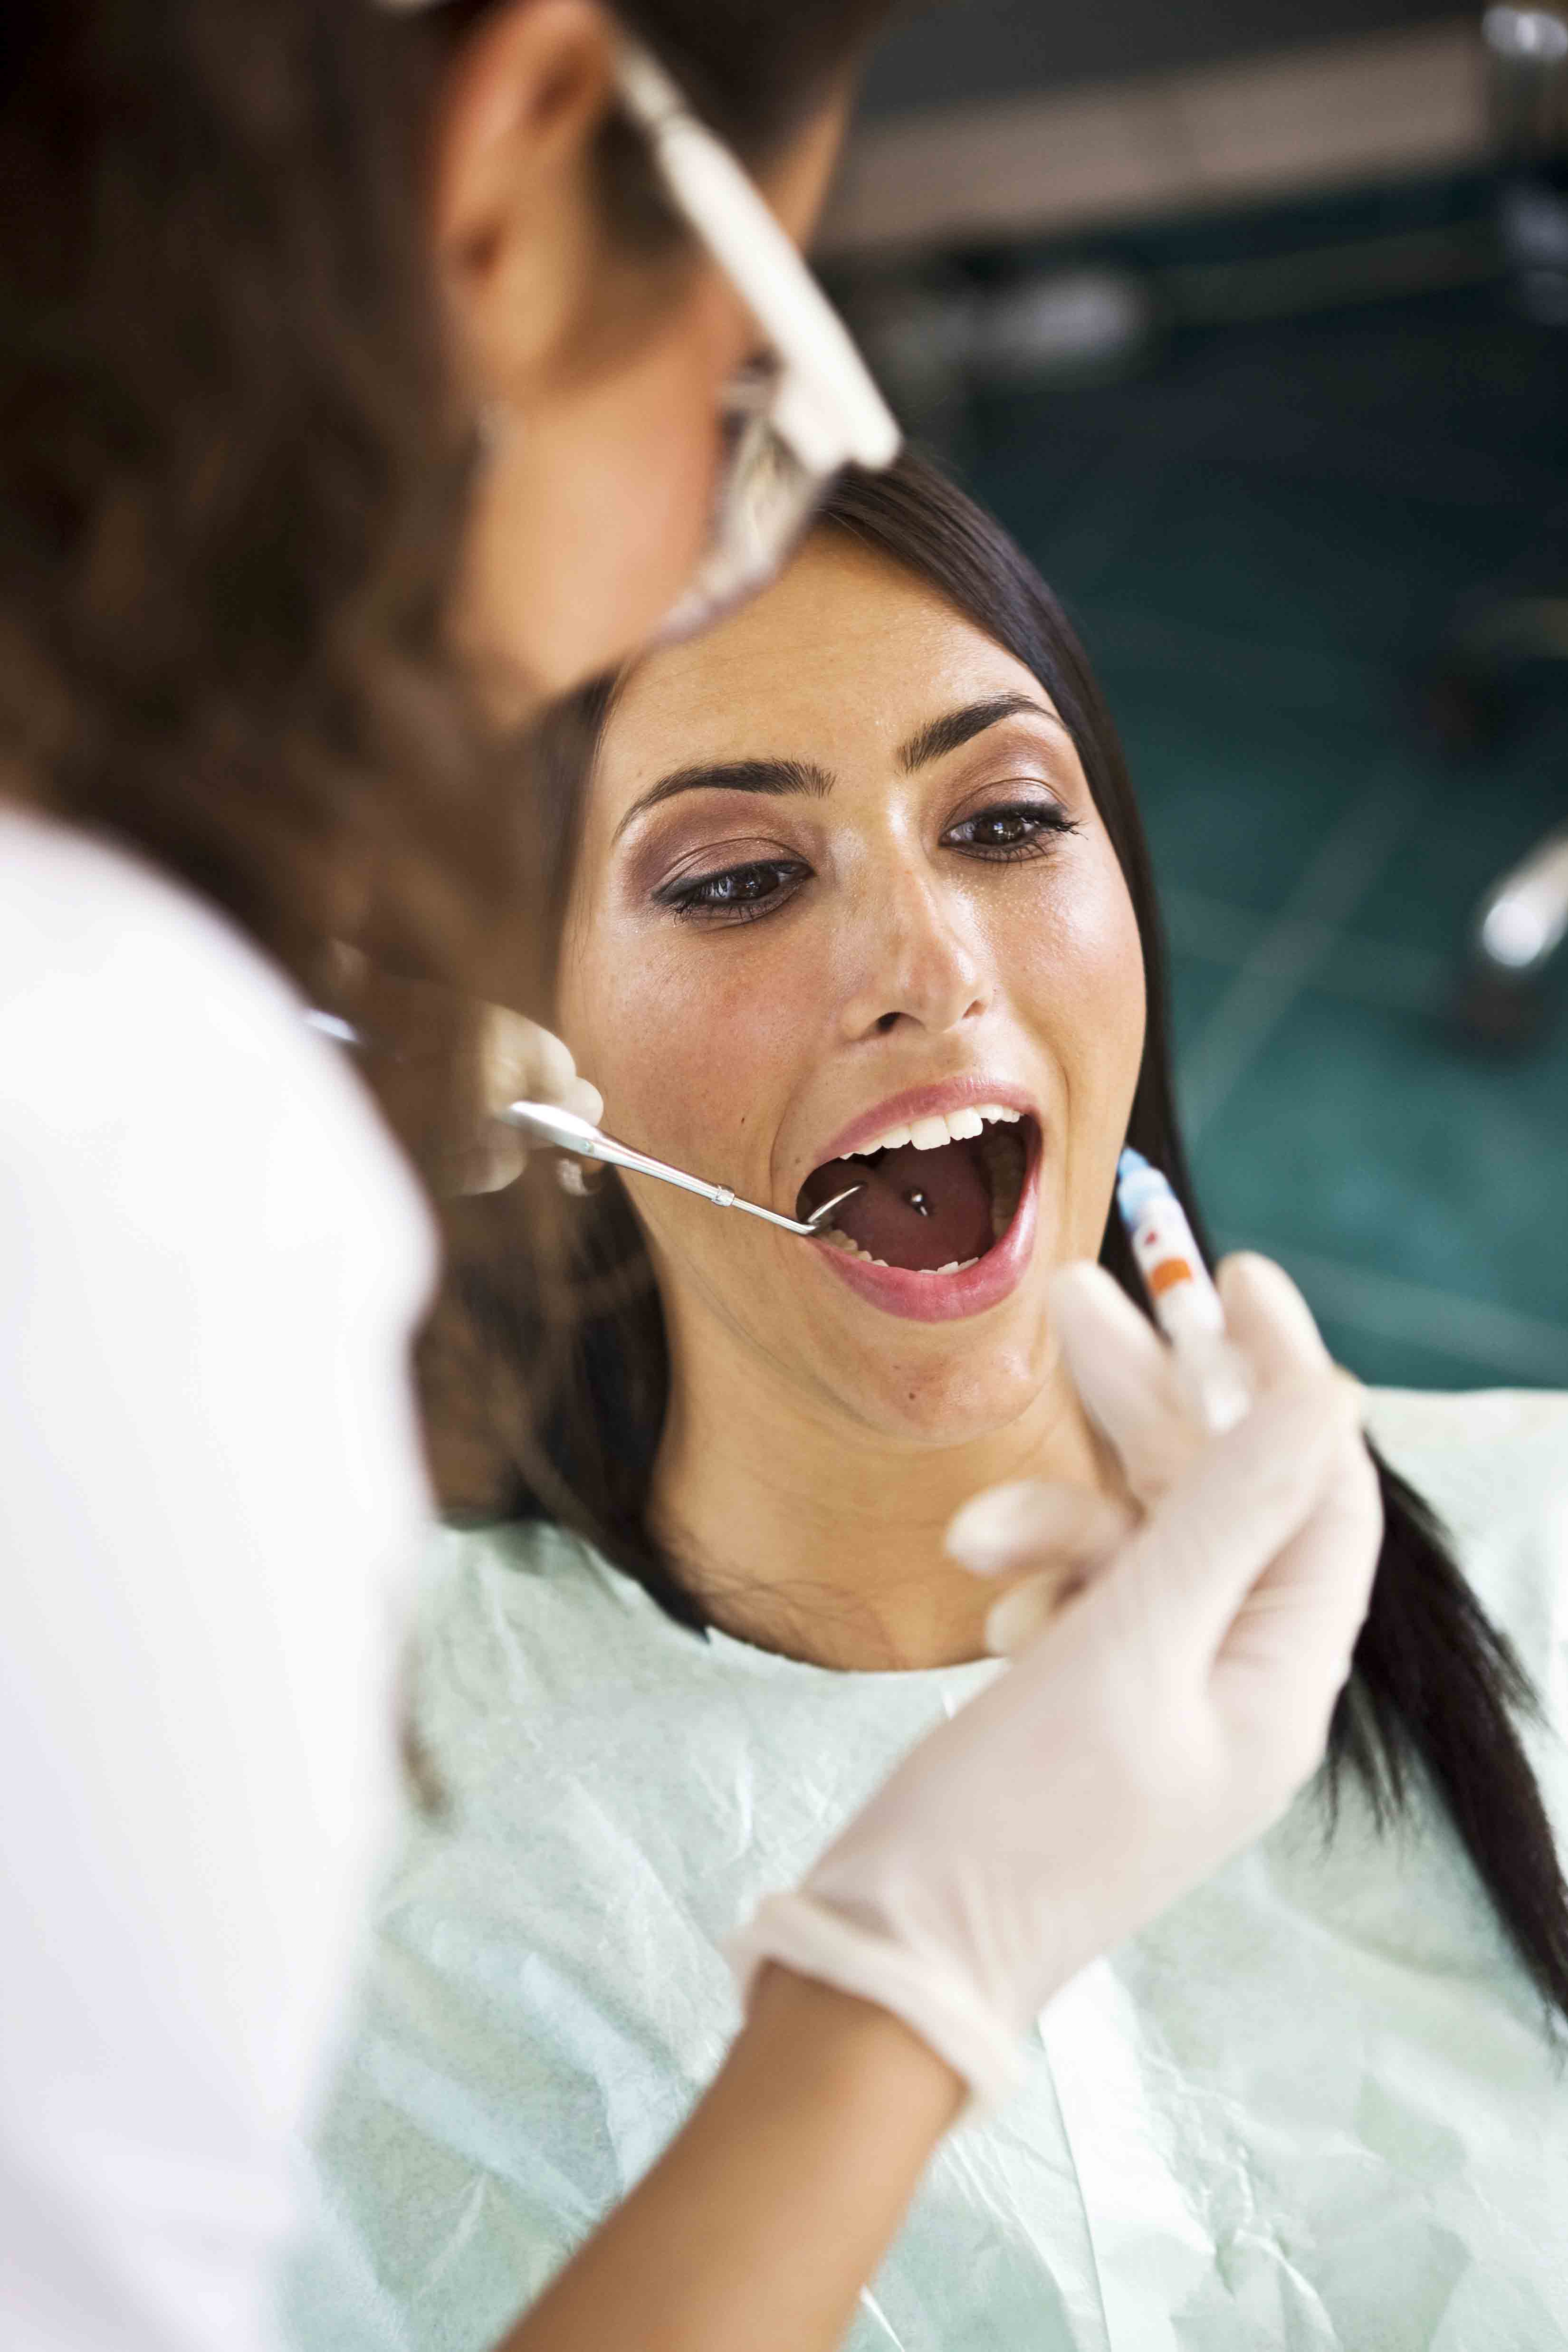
[638,763,1085,928]
[655,853,812,924]
[940,795,1080,863]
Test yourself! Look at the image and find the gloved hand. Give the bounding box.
[956,1254,1373,1655]
[324,947,602,1198]
[460,1004,603,1195]
[727,1255,1381,2116]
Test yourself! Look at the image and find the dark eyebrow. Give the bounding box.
[897,694,1062,773]
[612,756,834,844]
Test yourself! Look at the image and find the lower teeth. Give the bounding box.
[819,1232,980,1275]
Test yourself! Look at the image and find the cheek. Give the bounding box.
[1005,852,1147,1110]
[466,347,722,693]
[562,915,816,1181]
[583,394,715,652]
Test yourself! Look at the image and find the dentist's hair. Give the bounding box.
[0,0,889,1172]
[431,449,1568,2038]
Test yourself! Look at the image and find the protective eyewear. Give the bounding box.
[612,43,900,635]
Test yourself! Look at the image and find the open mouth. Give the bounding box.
[796,1104,1033,1275]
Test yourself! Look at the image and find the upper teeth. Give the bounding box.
[845,1102,1023,1157]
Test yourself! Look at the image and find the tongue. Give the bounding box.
[811,1138,995,1272]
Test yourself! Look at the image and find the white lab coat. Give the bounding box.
[0,813,436,2352]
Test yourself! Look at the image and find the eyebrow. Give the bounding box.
[897,694,1061,772]
[612,756,834,843]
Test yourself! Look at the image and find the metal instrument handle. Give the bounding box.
[498,1100,847,1236]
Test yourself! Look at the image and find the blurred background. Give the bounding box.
[819,0,1568,1390]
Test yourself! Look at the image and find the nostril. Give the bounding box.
[876,1011,899,1034]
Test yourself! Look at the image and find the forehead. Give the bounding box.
[596,535,1053,798]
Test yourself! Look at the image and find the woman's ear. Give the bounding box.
[430,0,621,398]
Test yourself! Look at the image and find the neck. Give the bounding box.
[649,1293,1112,1672]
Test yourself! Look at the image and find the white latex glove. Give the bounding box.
[959,1254,1373,1655]
[727,1257,1381,2115]
[461,1006,603,1195]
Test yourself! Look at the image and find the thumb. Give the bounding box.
[460,1010,602,1195]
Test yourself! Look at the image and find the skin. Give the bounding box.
[500,1966,963,2352]
[558,532,1148,1667]
[430,0,850,699]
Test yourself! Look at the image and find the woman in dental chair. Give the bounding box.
[285,455,1568,2352]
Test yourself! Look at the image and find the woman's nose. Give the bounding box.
[837,867,994,1042]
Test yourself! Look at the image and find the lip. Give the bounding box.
[796,1075,1043,1327]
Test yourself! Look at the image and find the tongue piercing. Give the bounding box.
[904,1187,933,1217]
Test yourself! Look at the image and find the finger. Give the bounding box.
[946,1477,1136,1577]
[480,1008,590,1114]
[985,1571,1059,1656]
[460,1129,528,1195]
[514,1013,576,1103]
[1050,1262,1198,1501]
[1216,1253,1332,1394]
[563,1072,605,1129]
[982,1519,1130,1654]
[469,1073,602,1194]
[1096,1374,1362,1683]
[1214,1427,1381,1714]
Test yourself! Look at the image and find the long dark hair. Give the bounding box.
[0,0,890,1169]
[431,450,1568,2038]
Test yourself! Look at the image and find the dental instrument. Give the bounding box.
[501,1100,862,1238]
[305,1012,858,1236]
[1115,1148,1253,1434]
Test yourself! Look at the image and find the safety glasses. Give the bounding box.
[611,43,900,636]
[377,4,900,639]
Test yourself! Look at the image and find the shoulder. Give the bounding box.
[1366,1382,1568,1503]
[0,810,434,1308]
[1,804,307,1040]
[1364,1387,1568,1561]
[411,1519,684,1772]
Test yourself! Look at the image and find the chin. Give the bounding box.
[819,1298,1054,1447]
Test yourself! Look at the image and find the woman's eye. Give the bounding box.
[944,803,1078,860]
[657,858,810,925]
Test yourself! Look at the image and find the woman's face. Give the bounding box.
[558,534,1147,1444]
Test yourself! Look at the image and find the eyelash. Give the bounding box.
[655,802,1080,927]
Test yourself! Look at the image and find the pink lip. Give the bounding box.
[798,1077,1043,1326]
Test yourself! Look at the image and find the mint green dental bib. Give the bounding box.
[282,1389,1568,2352]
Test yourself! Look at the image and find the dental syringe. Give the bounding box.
[1115,1149,1253,1434]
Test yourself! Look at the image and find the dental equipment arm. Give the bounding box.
[501,1100,861,1237]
